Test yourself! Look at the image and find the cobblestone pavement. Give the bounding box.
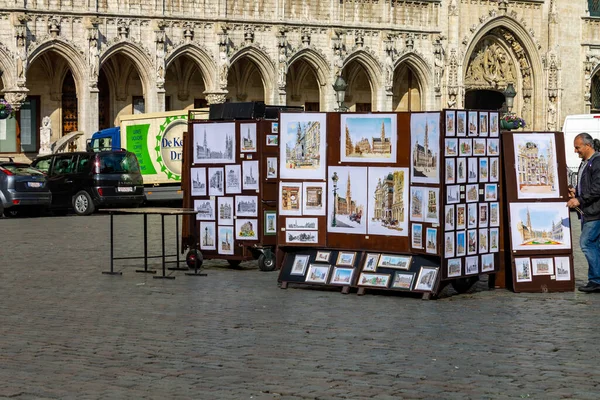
[1,213,600,399]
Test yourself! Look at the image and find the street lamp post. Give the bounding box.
[332,75,348,112]
[332,172,339,227]
[503,83,517,113]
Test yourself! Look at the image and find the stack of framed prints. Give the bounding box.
[440,110,502,283]
[501,131,574,292]
[183,118,279,268]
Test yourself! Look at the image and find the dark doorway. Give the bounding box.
[98,70,110,130]
[61,71,78,135]
[464,90,505,111]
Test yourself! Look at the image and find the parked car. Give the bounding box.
[30,150,145,216]
[0,157,51,217]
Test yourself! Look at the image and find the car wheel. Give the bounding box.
[73,191,95,216]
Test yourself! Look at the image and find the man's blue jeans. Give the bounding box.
[581,219,600,284]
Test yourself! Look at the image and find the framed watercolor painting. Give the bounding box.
[513,133,560,199]
[509,202,571,251]
[290,254,310,276]
[240,123,257,152]
[315,251,331,263]
[327,166,368,234]
[329,267,354,285]
[367,167,409,236]
[414,266,439,292]
[217,226,234,255]
[362,253,380,272]
[264,211,277,235]
[358,273,391,288]
[377,254,411,270]
[410,112,440,184]
[280,112,326,179]
[391,271,416,290]
[340,114,397,163]
[336,251,357,267]
[305,264,330,283]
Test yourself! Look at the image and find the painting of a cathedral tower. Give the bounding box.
[340,114,396,163]
[513,133,560,199]
[280,113,327,179]
[193,122,235,164]
[327,166,368,235]
[366,167,408,236]
[509,202,571,251]
[410,113,440,184]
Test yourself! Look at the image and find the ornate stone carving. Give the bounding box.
[547,97,557,131]
[155,27,166,89]
[88,23,99,88]
[4,90,28,111]
[15,21,27,87]
[183,22,194,43]
[39,116,52,156]
[244,25,255,44]
[433,36,445,94]
[205,92,227,105]
[48,16,60,38]
[355,30,364,48]
[465,39,516,89]
[277,28,289,91]
[301,28,311,47]
[448,0,458,17]
[117,19,130,39]
[405,33,414,51]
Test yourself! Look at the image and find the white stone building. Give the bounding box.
[0,0,599,160]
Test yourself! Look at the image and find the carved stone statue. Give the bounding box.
[16,36,27,82]
[89,40,99,83]
[39,116,52,156]
[219,50,230,88]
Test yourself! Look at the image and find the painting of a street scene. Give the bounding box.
[410,113,440,184]
[280,113,326,179]
[193,122,235,164]
[509,202,571,250]
[340,114,396,163]
[366,167,408,236]
[513,133,560,199]
[327,166,367,234]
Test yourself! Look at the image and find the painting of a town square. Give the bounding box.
[513,133,560,199]
[340,114,397,163]
[240,123,257,152]
[509,202,571,251]
[327,167,368,234]
[410,113,440,184]
[366,167,408,236]
[193,122,235,164]
[280,113,326,180]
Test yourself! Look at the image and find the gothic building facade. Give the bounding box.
[0,1,599,160]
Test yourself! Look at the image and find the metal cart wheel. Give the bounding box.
[258,253,276,271]
[451,276,479,294]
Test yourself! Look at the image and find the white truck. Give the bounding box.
[88,110,208,201]
[562,114,600,186]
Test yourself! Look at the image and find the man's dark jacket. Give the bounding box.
[577,152,600,221]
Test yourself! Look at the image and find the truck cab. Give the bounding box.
[90,127,121,152]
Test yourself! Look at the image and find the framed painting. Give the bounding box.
[377,254,411,270]
[412,223,423,249]
[340,113,397,163]
[279,182,302,216]
[193,122,236,164]
[509,202,571,251]
[515,257,533,282]
[329,267,354,285]
[410,112,440,184]
[266,135,279,146]
[217,226,234,255]
[217,196,234,226]
[532,257,554,276]
[513,133,560,199]
[315,251,331,263]
[362,253,380,272]
[425,227,437,254]
[414,266,439,292]
[240,123,257,152]
[447,258,462,278]
[280,112,326,179]
[235,218,258,240]
[290,254,310,276]
[190,167,207,196]
[264,211,277,235]
[391,271,416,290]
[367,167,409,236]
[465,256,479,275]
[305,264,330,283]
[555,256,571,281]
[358,273,391,288]
[336,251,357,267]
[303,182,326,216]
[199,221,216,251]
[481,253,495,272]
[327,166,368,234]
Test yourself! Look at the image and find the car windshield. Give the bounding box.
[2,164,45,176]
[98,153,140,174]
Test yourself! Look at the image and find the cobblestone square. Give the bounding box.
[1,213,599,399]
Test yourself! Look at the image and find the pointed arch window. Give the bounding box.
[592,73,600,114]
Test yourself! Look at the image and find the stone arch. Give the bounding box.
[28,38,87,95]
[343,49,383,91]
[229,46,276,101]
[0,46,16,89]
[463,16,544,129]
[394,52,432,109]
[100,41,154,95]
[287,48,330,86]
[286,48,331,107]
[165,44,217,91]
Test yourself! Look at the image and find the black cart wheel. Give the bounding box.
[73,191,95,216]
[227,260,242,268]
[451,276,479,294]
[258,253,276,271]
[186,249,203,270]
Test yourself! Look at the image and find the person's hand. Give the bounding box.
[567,197,580,208]
[568,186,576,198]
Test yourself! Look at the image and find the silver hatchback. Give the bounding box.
[0,160,51,217]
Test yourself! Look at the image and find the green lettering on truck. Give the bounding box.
[126,124,157,175]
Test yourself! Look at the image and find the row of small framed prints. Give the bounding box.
[190,162,260,196]
[198,219,260,253]
[444,110,500,138]
[447,253,497,278]
[514,256,572,283]
[445,156,500,185]
[444,228,499,259]
[444,201,500,232]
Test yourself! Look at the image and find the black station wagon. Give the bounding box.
[31,150,145,216]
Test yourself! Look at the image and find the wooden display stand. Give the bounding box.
[500,131,574,292]
[277,110,503,298]
[181,111,279,270]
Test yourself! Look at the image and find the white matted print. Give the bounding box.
[515,257,533,282]
[279,182,302,216]
[242,160,259,191]
[489,112,499,137]
[457,158,467,183]
[240,123,257,152]
[266,157,278,179]
[327,166,368,234]
[467,203,478,229]
[479,158,489,182]
[473,138,487,156]
[290,254,310,276]
[468,111,478,136]
[481,253,495,272]
[456,204,466,230]
[490,157,499,183]
[208,167,224,196]
[367,167,409,236]
[445,138,458,156]
[235,218,258,240]
[445,158,455,184]
[446,185,460,204]
[532,257,554,276]
[445,204,455,231]
[266,135,278,146]
[199,221,216,250]
[235,195,258,217]
[340,114,397,163]
[488,138,500,156]
[555,257,571,281]
[424,187,440,224]
[280,112,326,179]
[195,198,215,220]
[446,110,456,136]
[217,226,234,255]
[468,157,478,182]
[305,264,330,283]
[415,266,439,292]
[466,184,479,203]
[444,231,454,258]
[358,273,391,288]
[479,203,489,228]
[190,167,207,196]
[479,112,489,137]
[465,256,479,275]
[456,111,467,137]
[509,202,571,250]
[485,184,498,201]
[303,182,326,216]
[426,227,437,254]
[194,122,235,164]
[330,267,354,285]
[456,231,466,257]
[479,228,488,253]
[448,258,462,278]
[412,223,423,249]
[490,202,500,227]
[225,164,242,194]
[287,230,318,244]
[514,133,560,199]
[217,197,234,225]
[410,186,425,221]
[489,227,499,253]
[459,138,472,156]
[467,229,478,255]
[410,113,440,184]
[285,217,318,230]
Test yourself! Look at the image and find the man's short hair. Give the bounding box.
[576,132,594,146]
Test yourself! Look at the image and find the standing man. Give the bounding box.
[567,133,600,292]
